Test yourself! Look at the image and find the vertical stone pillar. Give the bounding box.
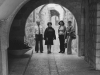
[78,0,85,56]
[0,20,8,75]
[96,3,100,70]
[0,36,2,75]
[86,0,97,69]
[84,0,90,62]
[84,0,98,69]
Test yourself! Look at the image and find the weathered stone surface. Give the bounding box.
[8,49,33,75]
[96,63,100,70]
[96,50,100,57]
[97,18,100,25]
[97,11,100,18]
[97,3,100,11]
[96,56,100,65]
[97,26,100,34]
[96,43,100,49]
[24,43,100,75]
[96,35,100,42]
[0,46,2,75]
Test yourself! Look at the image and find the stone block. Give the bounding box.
[96,43,100,49]
[96,56,100,70]
[96,63,100,70]
[96,56,100,64]
[96,26,100,34]
[96,50,100,57]
[96,35,100,42]
[97,11,100,17]
[90,60,96,67]
[97,3,100,10]
[0,50,2,75]
[97,18,100,25]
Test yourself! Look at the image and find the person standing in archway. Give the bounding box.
[44,22,56,54]
[58,21,66,53]
[65,21,76,54]
[34,21,43,53]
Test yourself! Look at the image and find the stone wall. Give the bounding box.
[0,28,2,75]
[85,0,97,68]
[84,0,100,70]
[96,2,100,70]
[9,0,82,51]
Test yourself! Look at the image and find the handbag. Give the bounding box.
[70,31,76,39]
[64,39,67,48]
[64,42,67,48]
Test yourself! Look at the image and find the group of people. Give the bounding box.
[34,20,76,54]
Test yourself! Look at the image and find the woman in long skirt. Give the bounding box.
[65,21,74,54]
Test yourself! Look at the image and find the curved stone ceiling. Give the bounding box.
[0,0,28,20]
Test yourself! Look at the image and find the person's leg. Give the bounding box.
[61,35,65,53]
[70,38,72,53]
[47,45,49,53]
[48,45,50,52]
[47,45,51,54]
[67,36,72,54]
[59,35,62,53]
[35,39,39,53]
[60,35,65,53]
[40,39,43,53]
[49,45,51,53]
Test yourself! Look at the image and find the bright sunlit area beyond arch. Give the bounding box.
[24,3,78,53]
[47,3,64,20]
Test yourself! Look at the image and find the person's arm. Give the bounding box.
[53,29,56,40]
[64,26,67,34]
[58,26,60,37]
[64,30,67,39]
[41,26,44,39]
[34,26,36,39]
[44,28,47,40]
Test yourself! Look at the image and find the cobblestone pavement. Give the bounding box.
[24,39,100,75]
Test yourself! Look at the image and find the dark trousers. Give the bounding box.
[59,35,65,52]
[35,34,43,52]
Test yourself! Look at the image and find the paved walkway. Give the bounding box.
[24,39,100,75]
[8,49,33,75]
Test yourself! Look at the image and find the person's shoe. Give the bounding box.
[35,51,38,53]
[40,51,43,53]
[62,51,65,53]
[48,51,51,54]
[59,51,62,53]
[49,51,51,53]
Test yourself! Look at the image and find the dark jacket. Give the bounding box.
[44,27,56,40]
[65,26,76,39]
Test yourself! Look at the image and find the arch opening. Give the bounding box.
[24,3,78,54]
[6,1,82,75]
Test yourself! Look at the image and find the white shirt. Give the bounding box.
[34,25,43,34]
[58,26,66,35]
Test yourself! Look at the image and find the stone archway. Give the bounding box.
[9,0,82,55]
[0,0,82,75]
